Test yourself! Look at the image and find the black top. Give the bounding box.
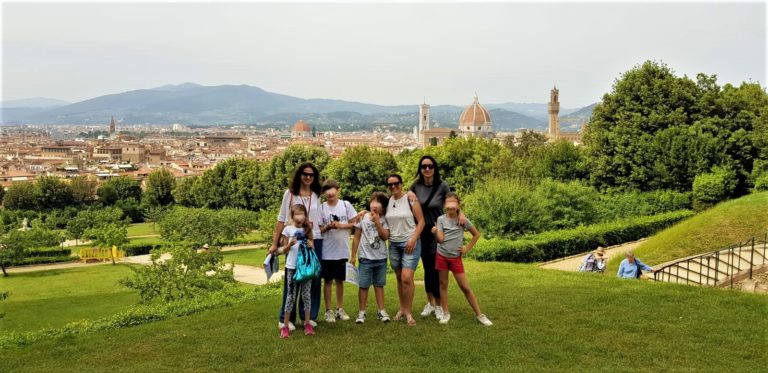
[409,180,452,228]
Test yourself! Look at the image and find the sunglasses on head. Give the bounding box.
[301,172,315,178]
[420,164,435,170]
[387,182,401,188]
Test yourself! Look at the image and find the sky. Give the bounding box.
[2,1,766,107]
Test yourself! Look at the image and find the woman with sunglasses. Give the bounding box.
[409,155,465,321]
[385,173,425,327]
[269,162,324,332]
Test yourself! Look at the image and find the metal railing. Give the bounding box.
[653,233,768,288]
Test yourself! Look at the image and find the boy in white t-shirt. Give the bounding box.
[319,180,358,323]
[350,192,392,324]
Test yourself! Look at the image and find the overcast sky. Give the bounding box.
[2,1,765,107]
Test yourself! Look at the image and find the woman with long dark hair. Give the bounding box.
[269,162,324,331]
[409,155,464,320]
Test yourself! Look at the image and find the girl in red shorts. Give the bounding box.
[431,192,492,326]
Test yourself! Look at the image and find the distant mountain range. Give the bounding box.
[0,83,595,130]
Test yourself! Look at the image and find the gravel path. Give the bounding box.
[7,243,273,285]
[539,239,647,272]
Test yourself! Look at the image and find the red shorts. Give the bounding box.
[435,253,464,274]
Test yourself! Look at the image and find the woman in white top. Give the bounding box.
[269,162,324,330]
[385,173,425,327]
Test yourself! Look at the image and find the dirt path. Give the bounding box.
[7,243,271,284]
[539,239,647,272]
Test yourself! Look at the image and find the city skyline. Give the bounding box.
[2,2,766,107]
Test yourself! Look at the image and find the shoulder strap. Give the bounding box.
[422,184,440,208]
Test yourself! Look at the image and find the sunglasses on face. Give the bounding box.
[387,182,401,188]
[420,164,435,170]
[301,172,315,178]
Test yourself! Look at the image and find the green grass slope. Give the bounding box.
[610,192,768,268]
[1,261,766,371]
[0,265,138,332]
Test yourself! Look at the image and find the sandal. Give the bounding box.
[406,314,416,327]
[393,310,404,321]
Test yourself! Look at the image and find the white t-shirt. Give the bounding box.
[386,194,416,243]
[277,189,322,238]
[320,200,357,260]
[281,225,305,269]
[354,214,389,260]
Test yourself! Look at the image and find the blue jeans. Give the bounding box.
[278,239,323,322]
[389,239,421,271]
[358,258,387,288]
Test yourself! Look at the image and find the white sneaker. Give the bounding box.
[435,306,444,320]
[336,308,351,321]
[325,310,336,323]
[439,312,451,325]
[420,303,435,317]
[477,314,493,326]
[278,321,296,331]
[356,311,366,324]
[377,310,391,323]
[299,319,317,327]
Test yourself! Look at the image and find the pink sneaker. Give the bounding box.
[304,323,315,336]
[280,326,289,339]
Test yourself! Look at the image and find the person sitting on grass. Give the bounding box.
[617,250,655,279]
[350,192,392,324]
[431,192,492,326]
[579,247,607,273]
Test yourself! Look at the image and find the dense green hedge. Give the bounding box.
[0,283,281,348]
[122,242,165,256]
[26,247,72,258]
[18,255,78,266]
[470,210,694,263]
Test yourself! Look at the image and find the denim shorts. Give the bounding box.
[358,258,387,288]
[389,239,421,271]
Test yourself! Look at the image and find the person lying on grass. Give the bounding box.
[431,192,492,326]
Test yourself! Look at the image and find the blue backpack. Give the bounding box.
[293,239,321,283]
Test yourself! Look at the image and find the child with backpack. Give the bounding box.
[279,204,315,338]
[431,192,492,326]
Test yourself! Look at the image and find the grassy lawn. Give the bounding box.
[126,222,160,237]
[1,260,765,371]
[127,236,163,246]
[0,264,138,333]
[222,248,269,267]
[610,192,768,268]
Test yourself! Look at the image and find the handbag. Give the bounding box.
[293,239,321,283]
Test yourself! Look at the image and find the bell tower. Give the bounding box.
[419,98,430,144]
[548,86,560,138]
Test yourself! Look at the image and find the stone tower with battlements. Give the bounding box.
[548,86,560,138]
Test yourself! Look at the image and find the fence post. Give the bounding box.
[750,238,755,280]
[730,247,734,289]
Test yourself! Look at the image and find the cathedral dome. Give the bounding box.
[459,95,491,127]
[292,120,311,133]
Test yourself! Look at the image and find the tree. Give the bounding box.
[0,186,5,205]
[35,176,74,210]
[100,176,142,202]
[531,140,588,181]
[70,176,97,205]
[259,145,331,209]
[115,198,144,223]
[96,184,119,205]
[159,206,258,248]
[84,223,128,265]
[324,146,399,208]
[0,227,60,276]
[67,207,129,245]
[143,206,167,230]
[173,176,203,207]
[504,130,548,158]
[584,60,767,193]
[194,158,261,210]
[144,169,176,207]
[3,182,37,211]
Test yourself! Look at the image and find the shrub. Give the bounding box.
[19,255,77,266]
[463,179,546,238]
[122,242,164,256]
[692,166,737,210]
[470,210,694,262]
[26,247,71,258]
